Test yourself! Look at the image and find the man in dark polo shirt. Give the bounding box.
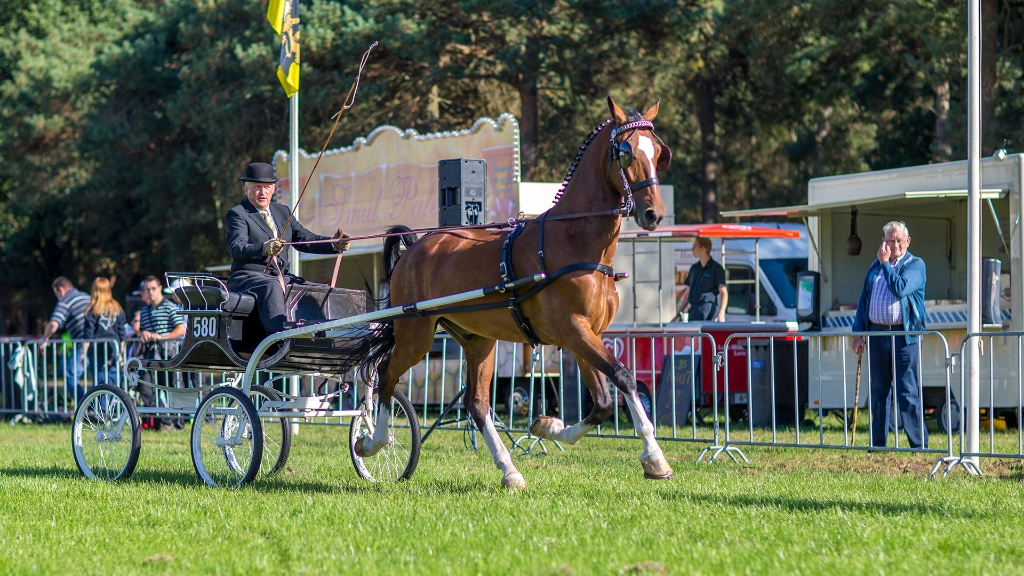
[41,276,92,402]
[131,275,186,430]
[678,237,728,322]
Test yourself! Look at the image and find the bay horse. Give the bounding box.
[356,97,673,488]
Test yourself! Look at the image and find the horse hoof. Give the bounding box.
[502,472,527,490]
[641,455,674,480]
[529,415,564,439]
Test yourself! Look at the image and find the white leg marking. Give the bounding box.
[480,413,524,487]
[637,135,657,178]
[624,391,662,460]
[362,399,391,455]
[551,421,596,444]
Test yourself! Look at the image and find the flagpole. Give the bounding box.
[288,91,300,278]
[287,2,300,436]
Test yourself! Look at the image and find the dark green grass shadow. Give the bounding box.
[0,464,501,496]
[664,490,985,519]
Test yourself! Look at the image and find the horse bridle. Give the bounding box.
[609,119,671,216]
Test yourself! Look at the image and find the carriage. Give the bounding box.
[70,272,423,487]
[71,96,674,490]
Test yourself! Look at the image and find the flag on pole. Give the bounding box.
[266,0,286,34]
[271,0,300,97]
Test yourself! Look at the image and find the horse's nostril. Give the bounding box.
[644,209,657,224]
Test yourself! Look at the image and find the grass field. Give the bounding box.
[1,421,1022,575]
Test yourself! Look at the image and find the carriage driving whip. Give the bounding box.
[264,40,379,280]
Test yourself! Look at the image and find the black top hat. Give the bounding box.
[240,162,278,183]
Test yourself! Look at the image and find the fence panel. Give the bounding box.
[710,331,955,466]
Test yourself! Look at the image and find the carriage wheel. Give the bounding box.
[349,389,421,482]
[190,386,263,487]
[249,385,292,476]
[72,384,141,481]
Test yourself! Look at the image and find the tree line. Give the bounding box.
[1,0,1021,334]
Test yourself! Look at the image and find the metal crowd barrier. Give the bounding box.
[950,332,1024,471]
[2,330,1012,479]
[397,332,720,452]
[700,331,957,472]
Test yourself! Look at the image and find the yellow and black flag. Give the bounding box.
[267,0,299,97]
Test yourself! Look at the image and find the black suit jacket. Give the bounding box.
[226,199,335,273]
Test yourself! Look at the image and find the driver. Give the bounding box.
[226,162,350,334]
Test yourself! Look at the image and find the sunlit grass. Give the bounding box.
[0,422,1022,575]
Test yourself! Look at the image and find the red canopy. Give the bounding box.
[619,224,801,240]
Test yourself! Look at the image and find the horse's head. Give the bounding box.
[607,96,670,231]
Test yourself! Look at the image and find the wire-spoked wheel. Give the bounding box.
[249,385,291,476]
[191,386,263,487]
[71,384,141,481]
[350,389,420,482]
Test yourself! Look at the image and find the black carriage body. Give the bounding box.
[144,280,367,374]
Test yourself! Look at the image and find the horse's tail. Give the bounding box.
[383,225,419,282]
[358,225,419,386]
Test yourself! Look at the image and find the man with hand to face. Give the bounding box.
[225,162,351,334]
[850,221,928,449]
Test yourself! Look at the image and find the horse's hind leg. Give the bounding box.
[355,317,435,458]
[447,329,526,489]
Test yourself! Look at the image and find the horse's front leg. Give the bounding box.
[536,324,674,479]
[530,358,606,444]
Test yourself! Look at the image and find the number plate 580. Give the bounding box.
[193,316,218,338]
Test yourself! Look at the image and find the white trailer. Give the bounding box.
[724,154,1024,421]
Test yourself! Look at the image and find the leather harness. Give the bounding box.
[388,117,662,348]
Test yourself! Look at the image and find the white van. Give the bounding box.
[672,223,809,323]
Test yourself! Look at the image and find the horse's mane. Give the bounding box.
[551,108,646,207]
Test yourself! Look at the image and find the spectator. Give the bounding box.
[677,237,729,322]
[131,275,186,430]
[83,277,127,387]
[851,221,928,449]
[41,277,91,401]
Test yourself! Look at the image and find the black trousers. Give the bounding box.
[228,270,308,334]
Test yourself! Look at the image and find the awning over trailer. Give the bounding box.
[721,188,1007,218]
[619,223,800,240]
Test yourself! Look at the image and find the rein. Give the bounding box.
[280,207,626,247]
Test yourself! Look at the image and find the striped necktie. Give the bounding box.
[260,209,279,237]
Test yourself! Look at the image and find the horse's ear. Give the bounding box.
[607,96,628,125]
[657,144,672,171]
[643,99,660,121]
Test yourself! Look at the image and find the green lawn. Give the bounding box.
[0,422,1021,575]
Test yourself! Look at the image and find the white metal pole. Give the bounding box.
[288,89,301,434]
[289,92,300,277]
[966,0,982,468]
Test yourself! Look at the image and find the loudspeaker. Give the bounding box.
[438,158,487,227]
[796,270,821,330]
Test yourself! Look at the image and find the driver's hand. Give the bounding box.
[263,238,285,258]
[333,229,351,253]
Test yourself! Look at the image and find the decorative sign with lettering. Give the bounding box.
[272,114,520,249]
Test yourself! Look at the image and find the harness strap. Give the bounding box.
[382,263,615,324]
[630,177,660,192]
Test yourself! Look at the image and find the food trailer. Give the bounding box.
[723,154,1024,424]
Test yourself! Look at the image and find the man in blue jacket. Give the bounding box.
[851,221,928,449]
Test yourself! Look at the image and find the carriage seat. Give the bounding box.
[173,284,255,316]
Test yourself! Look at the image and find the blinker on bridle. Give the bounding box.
[609,119,671,215]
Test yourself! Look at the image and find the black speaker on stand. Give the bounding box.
[438,158,487,227]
